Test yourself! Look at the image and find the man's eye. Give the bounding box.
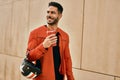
[51,12,55,14]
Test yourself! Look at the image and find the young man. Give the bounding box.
[27,2,74,80]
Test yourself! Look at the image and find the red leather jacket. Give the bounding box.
[27,25,74,80]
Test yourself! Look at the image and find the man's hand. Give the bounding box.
[43,34,57,48]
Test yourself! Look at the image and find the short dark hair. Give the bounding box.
[48,2,63,14]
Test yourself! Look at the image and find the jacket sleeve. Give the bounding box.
[27,31,47,61]
[64,36,74,80]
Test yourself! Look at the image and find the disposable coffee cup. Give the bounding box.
[47,30,57,46]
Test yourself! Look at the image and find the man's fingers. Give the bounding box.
[50,36,57,40]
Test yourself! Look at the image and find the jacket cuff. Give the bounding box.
[38,43,48,53]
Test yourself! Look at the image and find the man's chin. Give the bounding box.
[47,22,55,25]
[47,21,55,25]
[47,20,58,25]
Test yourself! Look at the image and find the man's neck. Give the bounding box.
[47,24,58,30]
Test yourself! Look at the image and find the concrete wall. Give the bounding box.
[0,0,120,80]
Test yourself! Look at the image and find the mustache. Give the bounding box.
[47,16,53,19]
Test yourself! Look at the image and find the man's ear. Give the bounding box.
[59,14,62,19]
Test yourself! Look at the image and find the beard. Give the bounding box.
[47,16,59,25]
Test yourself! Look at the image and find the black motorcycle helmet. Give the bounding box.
[20,58,41,79]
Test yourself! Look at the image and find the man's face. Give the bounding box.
[46,6,61,25]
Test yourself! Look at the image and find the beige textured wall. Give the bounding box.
[0,0,120,80]
[82,0,120,77]
[117,78,120,80]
